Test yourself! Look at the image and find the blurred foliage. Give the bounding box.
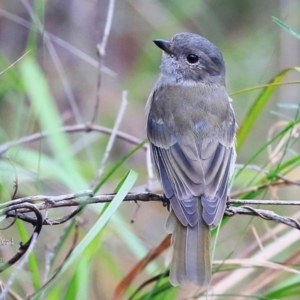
[0,0,300,299]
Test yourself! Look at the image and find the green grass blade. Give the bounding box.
[64,271,78,300]
[74,255,90,300]
[32,169,138,298]
[273,16,300,40]
[137,282,176,300]
[236,68,300,151]
[19,57,86,190]
[264,277,300,299]
[49,219,77,268]
[93,139,147,193]
[111,213,159,274]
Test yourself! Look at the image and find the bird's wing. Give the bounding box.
[147,96,236,227]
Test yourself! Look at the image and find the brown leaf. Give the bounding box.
[112,234,171,300]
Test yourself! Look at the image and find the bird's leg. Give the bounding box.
[226,195,231,208]
[162,195,171,211]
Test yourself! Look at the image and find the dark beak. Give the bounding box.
[153,39,173,55]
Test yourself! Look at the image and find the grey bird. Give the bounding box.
[146,32,236,286]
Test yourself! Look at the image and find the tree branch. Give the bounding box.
[1,190,300,273]
[225,205,300,230]
[0,203,43,273]
[1,191,300,228]
[92,0,116,123]
[0,123,146,155]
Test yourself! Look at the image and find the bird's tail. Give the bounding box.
[166,209,211,286]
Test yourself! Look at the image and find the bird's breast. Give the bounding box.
[151,83,230,139]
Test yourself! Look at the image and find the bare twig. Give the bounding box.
[0,203,43,273]
[98,0,115,58]
[0,156,18,230]
[0,123,145,155]
[0,189,300,275]
[90,90,128,189]
[267,121,299,165]
[130,201,141,223]
[0,233,38,300]
[92,0,116,123]
[0,8,117,77]
[42,217,83,298]
[0,214,17,231]
[225,206,300,230]
[0,50,31,75]
[235,163,300,186]
[43,246,54,289]
[230,80,300,97]
[230,180,294,198]
[1,191,300,229]
[3,191,300,211]
[227,199,300,205]
[20,0,82,124]
[28,221,81,300]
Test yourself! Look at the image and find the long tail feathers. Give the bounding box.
[166,210,211,286]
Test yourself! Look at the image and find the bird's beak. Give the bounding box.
[153,39,173,56]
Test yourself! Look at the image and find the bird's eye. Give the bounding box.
[186,54,199,64]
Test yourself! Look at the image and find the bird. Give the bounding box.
[146,32,236,287]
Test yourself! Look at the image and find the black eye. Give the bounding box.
[186,54,199,64]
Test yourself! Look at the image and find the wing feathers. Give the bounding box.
[202,148,233,226]
[148,97,236,228]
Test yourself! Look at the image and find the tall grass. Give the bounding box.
[0,2,300,300]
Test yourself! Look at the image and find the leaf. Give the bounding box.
[113,235,171,300]
[32,169,138,299]
[93,139,147,193]
[19,57,86,190]
[236,68,300,151]
[273,17,300,40]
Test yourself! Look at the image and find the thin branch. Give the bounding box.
[27,221,81,300]
[0,203,43,273]
[225,206,300,230]
[230,80,300,97]
[92,0,116,123]
[235,163,300,186]
[268,122,299,166]
[0,8,117,77]
[90,90,128,189]
[98,0,115,58]
[0,123,145,155]
[230,180,294,198]
[21,0,83,124]
[0,233,38,300]
[0,190,300,274]
[0,50,31,75]
[227,199,300,205]
[1,191,300,229]
[3,191,300,211]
